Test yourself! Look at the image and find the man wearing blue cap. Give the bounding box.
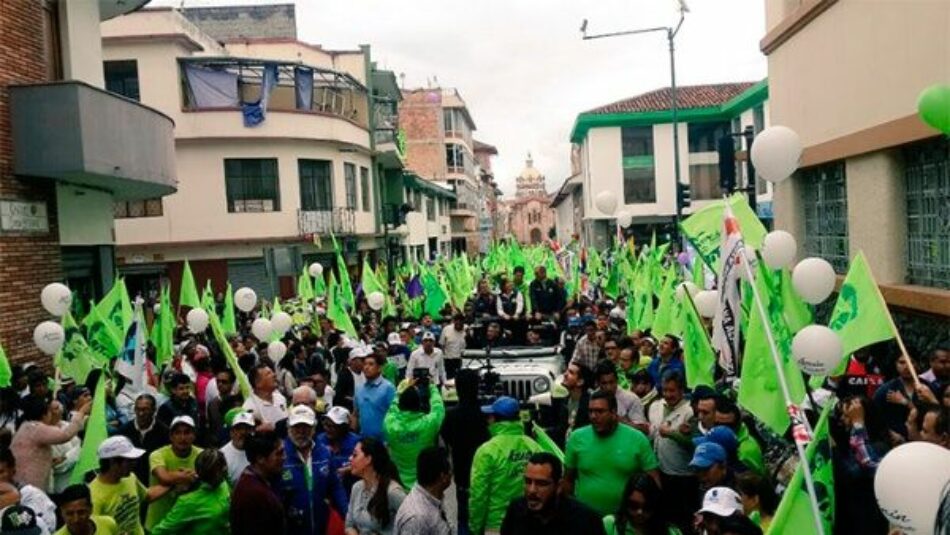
[469,396,542,535]
[689,442,734,495]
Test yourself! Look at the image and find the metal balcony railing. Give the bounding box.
[298,208,356,236]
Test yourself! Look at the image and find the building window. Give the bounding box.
[413,190,423,212]
[298,159,332,211]
[801,161,848,272]
[426,196,436,221]
[224,158,280,213]
[446,144,466,174]
[103,60,140,101]
[360,166,371,212]
[114,198,163,218]
[621,126,656,204]
[903,138,950,288]
[689,163,722,201]
[42,0,62,81]
[753,105,765,135]
[344,163,357,209]
[688,121,731,153]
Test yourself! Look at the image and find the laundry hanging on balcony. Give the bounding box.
[242,62,279,127]
[294,67,313,111]
[184,64,239,108]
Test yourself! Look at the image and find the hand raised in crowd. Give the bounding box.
[885,389,908,406]
[843,398,866,426]
[914,383,938,405]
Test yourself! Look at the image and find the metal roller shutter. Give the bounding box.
[227,258,273,301]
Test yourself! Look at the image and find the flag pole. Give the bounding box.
[739,247,825,535]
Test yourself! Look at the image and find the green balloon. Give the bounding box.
[917,84,950,134]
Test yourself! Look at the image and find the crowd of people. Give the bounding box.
[0,262,946,535]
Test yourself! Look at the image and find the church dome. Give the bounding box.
[515,152,547,197]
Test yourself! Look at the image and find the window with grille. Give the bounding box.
[224,158,280,213]
[903,138,950,289]
[621,127,656,204]
[114,198,163,218]
[298,159,332,211]
[344,163,357,209]
[360,166,371,212]
[688,121,731,153]
[801,161,849,272]
[104,60,140,101]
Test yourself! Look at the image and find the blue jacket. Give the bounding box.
[316,431,360,477]
[280,438,349,535]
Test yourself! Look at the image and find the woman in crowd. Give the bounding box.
[735,472,776,532]
[151,448,231,535]
[345,437,406,535]
[10,394,90,491]
[832,395,891,534]
[603,473,682,535]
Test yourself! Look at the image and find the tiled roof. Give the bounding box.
[182,4,296,41]
[473,140,498,154]
[584,82,758,115]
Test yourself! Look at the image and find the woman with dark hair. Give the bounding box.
[603,473,681,535]
[345,437,406,535]
[10,394,90,491]
[151,448,231,535]
[276,348,299,398]
[735,472,777,531]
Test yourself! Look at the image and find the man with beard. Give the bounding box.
[499,452,605,535]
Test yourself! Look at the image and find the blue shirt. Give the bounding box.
[354,376,396,441]
[648,356,686,390]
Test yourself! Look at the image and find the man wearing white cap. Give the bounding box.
[694,486,747,535]
[220,411,256,485]
[333,346,367,410]
[408,332,446,386]
[145,416,203,531]
[90,436,170,535]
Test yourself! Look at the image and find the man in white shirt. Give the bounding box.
[438,314,467,380]
[647,370,696,532]
[242,364,289,430]
[219,411,255,485]
[408,332,447,386]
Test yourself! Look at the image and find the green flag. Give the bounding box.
[651,265,678,338]
[57,311,105,383]
[361,257,386,297]
[532,422,564,464]
[205,303,252,398]
[331,234,355,308]
[767,401,835,535]
[630,268,654,330]
[0,340,11,388]
[421,270,448,320]
[222,282,237,335]
[603,262,620,300]
[149,286,175,368]
[314,268,327,298]
[327,272,357,337]
[779,268,812,334]
[737,262,807,435]
[82,300,123,360]
[825,251,895,376]
[179,260,201,309]
[297,266,314,301]
[680,193,767,270]
[681,292,716,388]
[70,371,109,484]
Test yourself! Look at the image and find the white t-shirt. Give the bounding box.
[407,348,447,384]
[220,441,249,485]
[439,325,467,360]
[242,391,288,425]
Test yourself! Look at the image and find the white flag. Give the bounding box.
[712,205,744,379]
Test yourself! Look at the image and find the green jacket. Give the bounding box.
[151,482,230,535]
[737,424,766,476]
[469,420,543,535]
[384,384,445,488]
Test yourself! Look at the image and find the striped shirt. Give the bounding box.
[393,485,452,535]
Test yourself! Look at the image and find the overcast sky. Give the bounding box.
[159,0,767,196]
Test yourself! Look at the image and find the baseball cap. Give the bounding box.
[0,505,42,535]
[387,332,403,346]
[231,411,256,428]
[348,346,369,360]
[98,436,146,460]
[697,486,743,517]
[421,331,436,341]
[170,415,196,430]
[693,426,739,455]
[288,405,316,427]
[689,442,727,470]
[481,396,519,418]
[325,406,350,426]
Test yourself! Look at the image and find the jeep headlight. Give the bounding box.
[532,377,550,393]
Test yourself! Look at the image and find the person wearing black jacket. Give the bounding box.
[529,266,563,319]
[555,362,592,448]
[500,452,606,535]
[118,393,169,485]
[440,369,490,535]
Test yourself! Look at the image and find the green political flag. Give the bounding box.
[297,266,314,301]
[115,279,134,337]
[361,257,386,297]
[692,258,705,287]
[82,300,123,360]
[737,262,807,435]
[824,251,895,377]
[327,272,357,337]
[680,193,767,271]
[178,260,201,309]
[314,271,327,298]
[205,302,252,398]
[681,292,716,388]
[651,265,678,338]
[200,281,215,312]
[532,422,564,464]
[222,282,237,335]
[767,401,835,535]
[779,268,812,334]
[331,234,355,308]
[70,371,108,484]
[421,270,448,319]
[630,268,654,330]
[603,263,620,300]
[149,286,174,368]
[57,311,106,383]
[0,340,11,388]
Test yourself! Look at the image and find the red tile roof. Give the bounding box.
[584,82,758,115]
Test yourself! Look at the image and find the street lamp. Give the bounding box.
[582,1,688,239]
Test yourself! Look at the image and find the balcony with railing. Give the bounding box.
[297,208,357,237]
[373,97,405,167]
[176,58,370,147]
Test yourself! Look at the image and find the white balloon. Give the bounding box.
[186,308,209,334]
[762,230,798,269]
[153,303,161,315]
[251,318,272,341]
[750,125,802,183]
[267,341,288,361]
[675,281,700,301]
[792,257,837,304]
[308,262,324,278]
[33,321,65,355]
[594,190,618,216]
[694,290,719,318]
[366,291,386,311]
[40,283,72,317]
[791,325,843,375]
[270,312,293,335]
[234,287,257,313]
[616,210,633,228]
[875,441,950,534]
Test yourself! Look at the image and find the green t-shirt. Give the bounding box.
[603,515,682,535]
[89,476,147,535]
[565,425,659,516]
[145,445,203,530]
[54,515,119,535]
